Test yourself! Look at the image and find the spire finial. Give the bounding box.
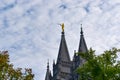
[60,23,64,32]
[80,24,83,35]
[47,59,49,70]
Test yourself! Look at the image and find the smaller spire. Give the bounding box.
[78,24,88,52]
[80,24,83,35]
[45,59,52,80]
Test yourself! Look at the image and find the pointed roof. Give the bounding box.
[57,30,70,63]
[78,24,88,52]
[45,61,52,80]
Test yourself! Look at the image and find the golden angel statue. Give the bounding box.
[60,23,64,32]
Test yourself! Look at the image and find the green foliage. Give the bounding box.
[77,48,120,80]
[0,51,34,80]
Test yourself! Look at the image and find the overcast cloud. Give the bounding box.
[0,0,120,80]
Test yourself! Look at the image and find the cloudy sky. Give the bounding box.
[0,0,120,80]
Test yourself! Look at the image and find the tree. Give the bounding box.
[77,48,120,80]
[0,51,34,80]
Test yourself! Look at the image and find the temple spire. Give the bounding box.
[78,24,88,52]
[45,60,52,80]
[57,23,70,63]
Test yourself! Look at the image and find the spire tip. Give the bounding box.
[80,24,83,35]
[59,23,64,32]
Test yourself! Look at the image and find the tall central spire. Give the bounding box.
[53,23,71,80]
[57,23,70,63]
[78,24,88,52]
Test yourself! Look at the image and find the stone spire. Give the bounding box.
[72,24,88,80]
[57,23,70,63]
[78,24,88,52]
[45,61,52,80]
[52,23,71,80]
